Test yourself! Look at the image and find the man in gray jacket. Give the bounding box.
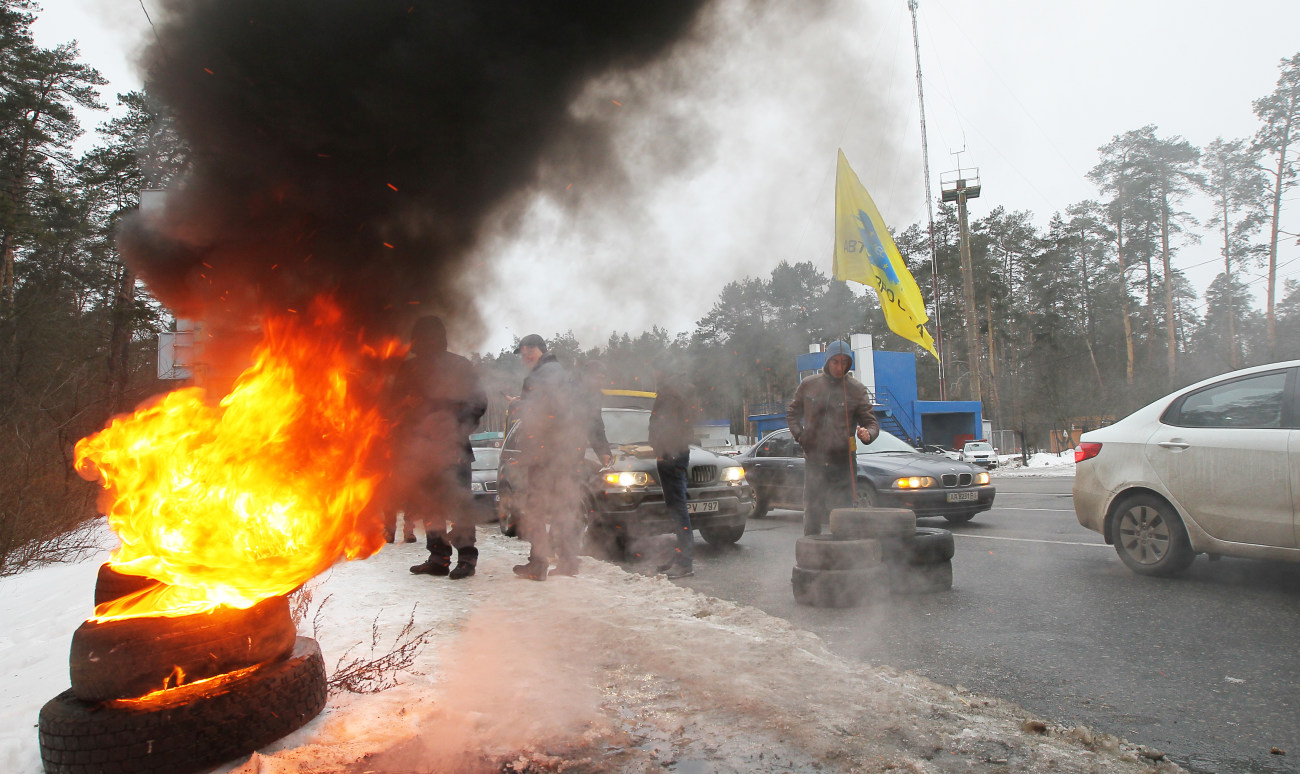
[511,334,609,580]
[785,340,879,536]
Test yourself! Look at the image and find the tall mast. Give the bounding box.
[908,0,945,400]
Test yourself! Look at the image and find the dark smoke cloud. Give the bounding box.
[122,0,711,342]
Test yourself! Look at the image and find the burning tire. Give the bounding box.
[794,535,882,571]
[40,636,327,774]
[69,595,297,703]
[887,559,954,594]
[828,507,916,540]
[93,563,165,607]
[790,565,887,608]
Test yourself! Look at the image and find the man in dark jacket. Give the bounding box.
[785,340,879,536]
[511,334,610,580]
[392,316,488,579]
[650,358,697,578]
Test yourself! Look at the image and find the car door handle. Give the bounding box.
[1157,441,1190,450]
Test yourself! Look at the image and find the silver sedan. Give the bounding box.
[1073,360,1300,576]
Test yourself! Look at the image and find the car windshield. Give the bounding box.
[470,447,500,470]
[856,430,917,455]
[603,409,651,445]
[964,443,992,451]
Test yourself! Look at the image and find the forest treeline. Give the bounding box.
[0,0,1295,572]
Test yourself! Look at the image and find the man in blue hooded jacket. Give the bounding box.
[785,340,879,536]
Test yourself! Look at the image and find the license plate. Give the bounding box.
[946,491,978,503]
[687,500,720,514]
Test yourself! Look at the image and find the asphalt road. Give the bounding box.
[625,475,1300,774]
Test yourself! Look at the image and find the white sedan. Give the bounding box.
[1073,360,1300,576]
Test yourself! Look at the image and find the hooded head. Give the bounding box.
[410,315,448,356]
[822,340,854,376]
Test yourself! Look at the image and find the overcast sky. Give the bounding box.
[35,0,1300,355]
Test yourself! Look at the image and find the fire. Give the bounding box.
[76,299,402,622]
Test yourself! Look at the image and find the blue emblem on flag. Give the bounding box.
[856,210,898,285]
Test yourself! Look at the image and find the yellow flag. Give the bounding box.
[833,149,938,358]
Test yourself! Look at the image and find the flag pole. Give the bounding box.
[908,0,946,400]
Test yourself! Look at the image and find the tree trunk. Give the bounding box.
[1117,223,1135,385]
[106,263,138,416]
[1266,127,1290,359]
[1160,192,1176,385]
[984,305,1000,428]
[957,193,981,402]
[1221,197,1238,369]
[1078,232,1104,389]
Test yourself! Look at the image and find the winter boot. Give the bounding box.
[512,558,548,581]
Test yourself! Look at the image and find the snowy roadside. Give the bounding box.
[994,451,1077,478]
[1,525,1179,774]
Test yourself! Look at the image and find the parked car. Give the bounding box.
[922,444,961,461]
[1074,360,1300,576]
[469,445,500,519]
[959,441,998,468]
[738,429,995,524]
[496,407,754,554]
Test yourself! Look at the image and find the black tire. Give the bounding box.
[40,637,328,774]
[893,527,956,565]
[1109,493,1195,577]
[583,524,628,560]
[794,535,882,571]
[942,510,976,525]
[750,493,770,519]
[888,559,954,594]
[498,505,518,537]
[829,507,916,541]
[791,565,888,608]
[70,595,297,702]
[94,563,165,607]
[699,523,746,546]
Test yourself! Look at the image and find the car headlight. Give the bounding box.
[975,471,990,485]
[604,471,650,487]
[893,476,935,489]
[720,466,746,482]
[470,481,485,492]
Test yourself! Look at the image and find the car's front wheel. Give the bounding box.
[853,482,877,507]
[1109,494,1195,576]
[699,524,746,546]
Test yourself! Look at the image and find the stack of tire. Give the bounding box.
[831,507,955,594]
[791,508,954,606]
[791,510,893,607]
[38,563,328,774]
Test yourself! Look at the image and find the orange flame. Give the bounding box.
[75,299,401,621]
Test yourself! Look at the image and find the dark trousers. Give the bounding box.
[804,451,854,536]
[657,451,693,567]
[520,458,584,568]
[420,459,478,568]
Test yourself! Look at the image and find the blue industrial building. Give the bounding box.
[748,334,984,450]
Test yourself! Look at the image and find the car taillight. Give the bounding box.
[1075,442,1102,463]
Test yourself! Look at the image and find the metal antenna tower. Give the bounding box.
[908,0,945,400]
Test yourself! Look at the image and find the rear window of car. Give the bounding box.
[1166,370,1289,429]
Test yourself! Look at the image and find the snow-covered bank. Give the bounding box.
[2,527,1178,773]
[995,451,1077,477]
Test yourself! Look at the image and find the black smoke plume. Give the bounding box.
[122,0,710,344]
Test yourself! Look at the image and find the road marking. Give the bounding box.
[955,533,1108,548]
[993,507,1075,513]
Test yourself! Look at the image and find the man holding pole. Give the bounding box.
[785,340,879,536]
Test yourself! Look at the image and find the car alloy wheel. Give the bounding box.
[1110,494,1195,577]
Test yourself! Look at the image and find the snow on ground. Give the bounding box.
[994,451,1077,478]
[1,524,1179,774]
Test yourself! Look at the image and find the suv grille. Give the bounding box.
[690,465,717,485]
[941,473,972,487]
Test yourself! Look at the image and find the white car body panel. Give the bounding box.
[1074,360,1300,563]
